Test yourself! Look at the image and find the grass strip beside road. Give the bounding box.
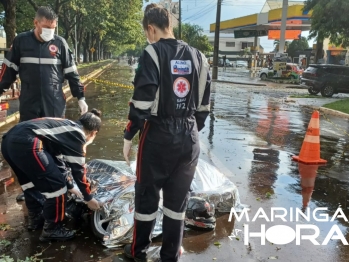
[323,98,349,114]
[77,61,102,69]
[289,94,327,98]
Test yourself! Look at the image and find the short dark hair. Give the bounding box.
[143,3,171,31]
[35,6,58,21]
[79,108,102,132]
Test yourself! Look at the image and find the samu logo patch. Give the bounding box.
[173,77,190,98]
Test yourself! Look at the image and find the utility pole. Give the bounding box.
[278,0,288,54]
[179,0,181,39]
[212,0,222,80]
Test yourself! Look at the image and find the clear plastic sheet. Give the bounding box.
[72,159,245,248]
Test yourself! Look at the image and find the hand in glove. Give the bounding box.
[123,139,132,166]
[86,198,100,211]
[78,98,88,115]
[68,188,83,199]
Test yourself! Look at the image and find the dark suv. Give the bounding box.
[301,64,349,97]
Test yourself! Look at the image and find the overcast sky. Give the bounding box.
[147,0,314,52]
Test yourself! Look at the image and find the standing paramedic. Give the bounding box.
[122,3,211,262]
[0,6,88,206]
[0,6,88,121]
[1,109,102,242]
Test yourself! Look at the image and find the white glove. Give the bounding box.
[78,99,88,115]
[123,139,132,166]
[69,188,83,199]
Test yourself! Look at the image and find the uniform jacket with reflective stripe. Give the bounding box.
[124,38,211,140]
[0,31,84,120]
[5,118,91,201]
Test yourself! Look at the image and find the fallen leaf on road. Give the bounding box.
[214,242,221,246]
[0,224,10,231]
[0,239,11,247]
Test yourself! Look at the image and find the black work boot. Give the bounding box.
[16,192,25,201]
[27,211,44,231]
[124,244,148,262]
[39,222,75,242]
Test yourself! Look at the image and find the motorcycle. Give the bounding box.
[66,159,246,248]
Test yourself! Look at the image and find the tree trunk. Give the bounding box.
[0,0,17,49]
[77,18,84,64]
[83,45,88,63]
[315,35,324,64]
[93,50,97,61]
[82,31,90,63]
[89,50,92,62]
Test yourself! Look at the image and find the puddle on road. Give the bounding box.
[0,63,135,260]
[1,65,349,261]
[197,83,349,261]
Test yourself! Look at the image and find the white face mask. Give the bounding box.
[40,28,55,42]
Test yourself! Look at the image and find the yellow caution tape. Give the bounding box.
[81,77,133,89]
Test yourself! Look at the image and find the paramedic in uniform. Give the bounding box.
[0,6,88,213]
[1,109,102,241]
[0,6,88,121]
[122,3,211,262]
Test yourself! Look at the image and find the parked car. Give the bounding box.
[235,60,248,68]
[218,58,232,67]
[259,63,299,80]
[301,64,349,97]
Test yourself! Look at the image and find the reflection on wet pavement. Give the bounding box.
[1,64,349,261]
[197,82,349,262]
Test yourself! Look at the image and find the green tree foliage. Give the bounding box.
[0,0,144,61]
[173,23,212,54]
[304,0,349,62]
[287,37,310,58]
[304,0,349,47]
[273,40,290,53]
[0,0,16,47]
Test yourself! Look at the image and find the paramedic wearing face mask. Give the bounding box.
[123,3,211,262]
[0,6,88,121]
[0,5,88,226]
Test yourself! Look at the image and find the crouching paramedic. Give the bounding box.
[122,4,211,262]
[1,109,102,242]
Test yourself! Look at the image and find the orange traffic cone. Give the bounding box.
[292,110,327,164]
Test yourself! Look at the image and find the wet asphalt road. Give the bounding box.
[1,63,349,261]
